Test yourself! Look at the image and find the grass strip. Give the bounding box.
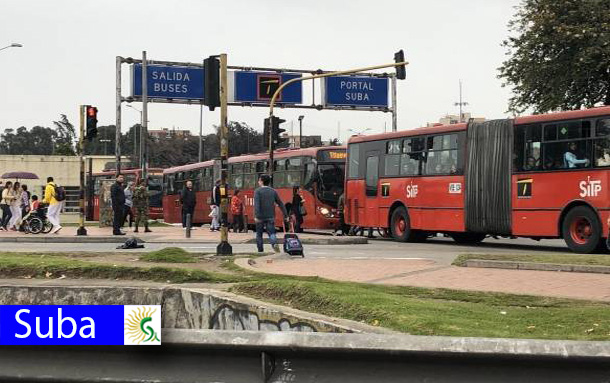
[139,247,197,263]
[232,279,610,340]
[453,253,610,267]
[0,253,244,283]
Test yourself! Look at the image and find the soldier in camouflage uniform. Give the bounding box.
[133,179,152,233]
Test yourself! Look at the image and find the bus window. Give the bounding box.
[256,161,266,173]
[595,118,610,167]
[365,155,379,197]
[243,163,252,174]
[515,124,542,172]
[244,174,257,189]
[203,168,213,191]
[303,163,315,189]
[317,162,346,206]
[424,134,459,175]
[274,159,286,171]
[148,175,163,208]
[348,144,360,178]
[273,171,286,188]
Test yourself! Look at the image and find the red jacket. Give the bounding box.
[230,195,243,215]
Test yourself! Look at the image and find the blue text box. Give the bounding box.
[234,71,302,104]
[324,76,388,107]
[132,64,204,100]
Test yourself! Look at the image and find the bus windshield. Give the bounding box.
[316,163,345,207]
[148,175,163,208]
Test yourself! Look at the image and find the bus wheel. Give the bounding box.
[450,232,486,244]
[390,206,411,242]
[562,206,602,253]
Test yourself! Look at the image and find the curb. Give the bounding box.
[0,236,145,244]
[245,237,368,245]
[464,259,610,274]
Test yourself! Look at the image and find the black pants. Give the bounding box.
[0,204,11,229]
[292,208,303,233]
[112,207,123,234]
[232,214,244,232]
[122,206,133,227]
[182,206,195,228]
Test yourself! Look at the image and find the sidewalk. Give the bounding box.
[0,225,366,245]
[236,255,610,302]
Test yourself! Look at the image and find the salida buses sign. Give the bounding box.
[132,64,204,100]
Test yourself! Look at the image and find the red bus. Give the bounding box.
[345,106,610,253]
[163,146,346,230]
[88,168,164,221]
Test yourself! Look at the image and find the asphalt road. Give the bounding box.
[2,236,576,265]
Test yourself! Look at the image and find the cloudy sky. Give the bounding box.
[1,0,519,143]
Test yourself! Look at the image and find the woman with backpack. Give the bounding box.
[42,176,63,234]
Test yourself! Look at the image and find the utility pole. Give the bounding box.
[141,50,148,179]
[298,115,304,148]
[77,105,87,236]
[217,53,232,255]
[198,58,204,162]
[454,80,469,123]
[115,56,122,175]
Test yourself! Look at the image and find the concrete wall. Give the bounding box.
[0,285,387,334]
[0,155,129,190]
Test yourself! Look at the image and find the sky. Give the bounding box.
[0,0,520,143]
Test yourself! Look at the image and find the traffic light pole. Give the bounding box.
[216,53,232,256]
[267,60,409,174]
[77,105,87,236]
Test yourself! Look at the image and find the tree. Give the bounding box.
[498,0,610,113]
[53,114,76,155]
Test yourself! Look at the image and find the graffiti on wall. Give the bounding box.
[210,303,318,332]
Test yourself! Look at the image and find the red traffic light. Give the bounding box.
[86,106,97,117]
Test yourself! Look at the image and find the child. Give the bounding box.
[21,195,39,222]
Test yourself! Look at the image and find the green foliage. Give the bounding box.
[498,0,610,113]
[0,115,77,155]
[453,253,610,267]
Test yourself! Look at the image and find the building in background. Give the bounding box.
[427,113,486,127]
[283,134,323,148]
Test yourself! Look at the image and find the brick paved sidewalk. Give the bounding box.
[237,256,610,302]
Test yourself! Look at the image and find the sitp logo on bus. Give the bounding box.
[579,176,602,198]
[406,184,418,198]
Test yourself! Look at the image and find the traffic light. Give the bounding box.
[85,105,98,141]
[263,116,288,150]
[204,56,220,111]
[394,49,406,80]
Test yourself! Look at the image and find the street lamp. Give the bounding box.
[126,104,142,166]
[0,43,23,52]
[348,127,372,135]
[297,115,304,148]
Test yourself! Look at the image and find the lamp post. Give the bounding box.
[0,43,23,52]
[348,127,372,135]
[297,115,304,148]
[126,104,142,166]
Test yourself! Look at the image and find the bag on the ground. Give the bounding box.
[116,237,144,250]
[283,221,304,256]
[53,184,66,202]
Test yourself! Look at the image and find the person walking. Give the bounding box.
[230,189,245,233]
[42,177,62,234]
[291,186,304,233]
[133,179,152,233]
[110,174,126,236]
[180,180,196,229]
[254,174,288,253]
[210,179,221,231]
[19,184,30,232]
[8,181,22,231]
[122,181,134,228]
[0,181,15,231]
[333,193,348,236]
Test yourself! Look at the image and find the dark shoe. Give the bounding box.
[134,228,139,233]
[144,227,152,233]
[113,232,126,236]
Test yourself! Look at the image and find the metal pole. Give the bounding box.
[198,103,203,162]
[115,57,122,175]
[391,75,397,132]
[77,105,87,236]
[217,53,232,256]
[267,60,409,172]
[198,58,204,163]
[141,51,148,179]
[299,118,302,148]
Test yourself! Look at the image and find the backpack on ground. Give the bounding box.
[53,184,66,202]
[283,221,304,257]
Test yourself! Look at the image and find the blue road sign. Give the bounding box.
[132,64,204,100]
[234,71,302,104]
[324,76,389,107]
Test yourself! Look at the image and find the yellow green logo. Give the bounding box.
[125,307,160,344]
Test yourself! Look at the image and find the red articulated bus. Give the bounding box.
[345,106,610,253]
[163,146,346,230]
[88,168,164,221]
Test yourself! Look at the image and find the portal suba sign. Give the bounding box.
[323,75,389,108]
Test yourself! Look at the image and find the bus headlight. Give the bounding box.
[318,207,330,216]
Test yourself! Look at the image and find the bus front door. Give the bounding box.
[364,153,380,228]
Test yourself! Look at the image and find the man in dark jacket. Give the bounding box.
[110,174,126,235]
[180,180,197,229]
[254,174,288,253]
